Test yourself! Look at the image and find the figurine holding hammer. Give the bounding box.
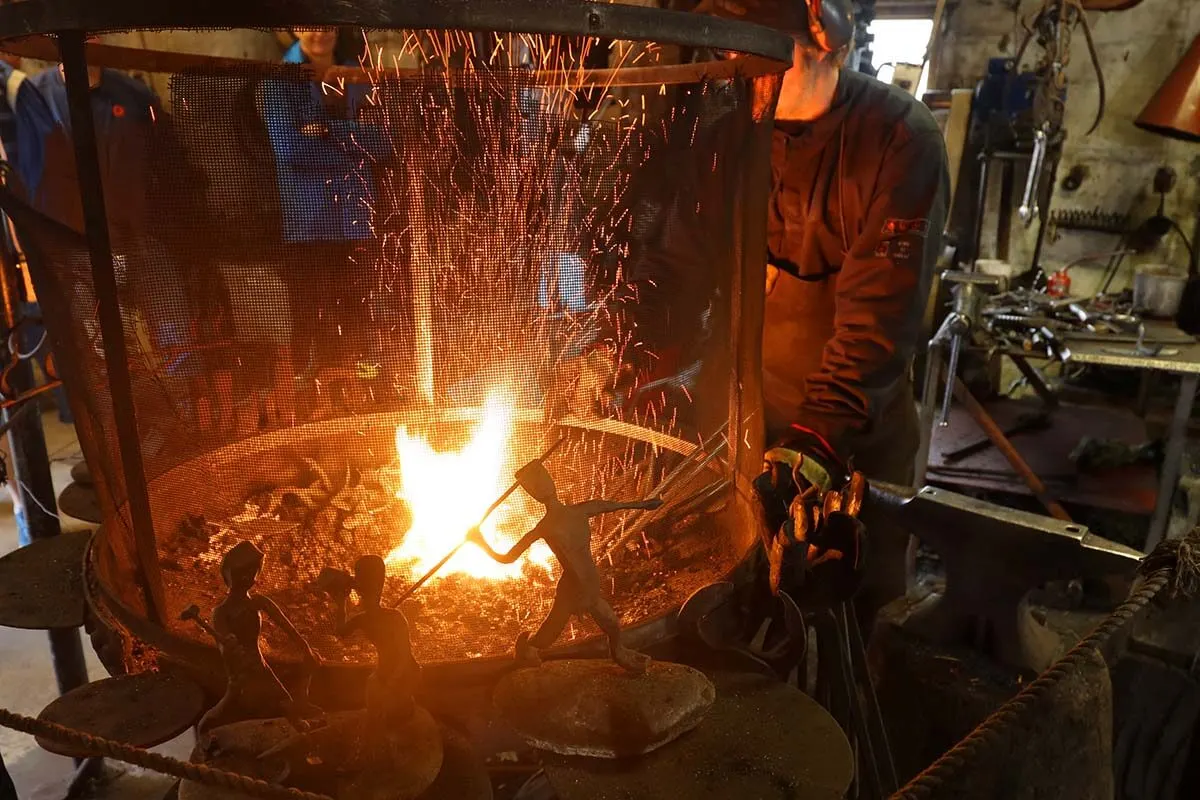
[466,459,662,674]
[181,541,322,735]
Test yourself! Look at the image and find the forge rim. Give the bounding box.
[0,0,795,63]
[84,485,762,688]
[88,408,754,683]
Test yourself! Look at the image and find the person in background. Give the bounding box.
[701,0,949,630]
[259,27,390,389]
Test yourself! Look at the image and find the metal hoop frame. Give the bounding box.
[0,0,793,63]
[1,0,787,628]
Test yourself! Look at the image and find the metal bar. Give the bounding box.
[0,195,89,709]
[1145,373,1199,552]
[913,340,941,487]
[0,0,796,63]
[0,35,787,89]
[1008,354,1058,409]
[0,379,66,411]
[952,377,1072,521]
[58,30,164,623]
[996,160,1014,262]
[970,155,991,264]
[396,437,566,602]
[842,602,898,795]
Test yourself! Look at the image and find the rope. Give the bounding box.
[892,529,1200,799]
[0,708,333,800]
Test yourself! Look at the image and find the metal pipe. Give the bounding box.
[58,31,164,623]
[913,339,942,487]
[952,376,1072,521]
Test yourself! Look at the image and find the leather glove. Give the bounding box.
[766,469,868,608]
[752,427,844,544]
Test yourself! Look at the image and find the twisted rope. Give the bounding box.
[892,529,1200,800]
[0,708,333,800]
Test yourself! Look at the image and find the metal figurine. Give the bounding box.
[180,541,322,735]
[320,555,421,728]
[466,460,663,674]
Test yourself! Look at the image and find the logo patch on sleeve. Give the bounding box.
[881,218,930,237]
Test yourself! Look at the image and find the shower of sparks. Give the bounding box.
[314,31,734,584]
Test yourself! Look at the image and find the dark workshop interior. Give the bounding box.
[0,1,1199,798]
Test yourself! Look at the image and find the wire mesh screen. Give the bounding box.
[5,39,776,666]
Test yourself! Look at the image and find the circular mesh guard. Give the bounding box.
[3,32,776,666]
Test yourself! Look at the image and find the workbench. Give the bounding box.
[1061,321,1200,551]
[918,320,1198,553]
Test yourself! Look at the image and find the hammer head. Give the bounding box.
[316,566,355,597]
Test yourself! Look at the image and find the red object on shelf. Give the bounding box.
[1046,269,1071,298]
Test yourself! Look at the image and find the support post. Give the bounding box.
[1144,372,1199,553]
[58,31,164,622]
[0,201,89,703]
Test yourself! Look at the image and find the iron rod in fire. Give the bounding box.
[603,427,730,559]
[396,436,567,602]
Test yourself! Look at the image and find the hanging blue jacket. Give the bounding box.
[260,41,389,243]
[0,61,59,200]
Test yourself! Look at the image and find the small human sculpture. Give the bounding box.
[180,541,322,735]
[466,460,663,674]
[320,555,421,730]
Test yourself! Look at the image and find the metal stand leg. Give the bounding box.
[0,748,17,800]
[1145,373,1199,552]
[63,757,105,800]
[0,216,89,703]
[1009,354,1058,410]
[914,342,942,487]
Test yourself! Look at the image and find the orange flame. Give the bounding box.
[385,393,553,580]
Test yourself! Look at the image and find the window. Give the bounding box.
[868,17,934,98]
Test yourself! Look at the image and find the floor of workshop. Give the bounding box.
[0,410,186,800]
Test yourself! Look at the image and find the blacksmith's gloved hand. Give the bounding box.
[752,427,845,541]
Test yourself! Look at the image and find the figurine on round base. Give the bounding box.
[465,459,662,674]
[494,659,715,758]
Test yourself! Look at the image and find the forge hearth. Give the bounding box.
[146,412,738,667]
[0,0,792,691]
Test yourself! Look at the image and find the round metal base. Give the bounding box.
[0,530,91,629]
[59,481,103,524]
[36,672,206,758]
[542,668,853,800]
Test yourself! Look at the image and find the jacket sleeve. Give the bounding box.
[0,62,59,198]
[788,127,948,461]
[257,79,389,170]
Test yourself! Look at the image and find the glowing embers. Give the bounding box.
[386,392,555,581]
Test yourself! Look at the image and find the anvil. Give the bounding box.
[865,482,1144,672]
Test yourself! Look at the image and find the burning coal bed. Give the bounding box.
[154,405,738,667]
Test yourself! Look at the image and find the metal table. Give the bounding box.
[1063,321,1200,551]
